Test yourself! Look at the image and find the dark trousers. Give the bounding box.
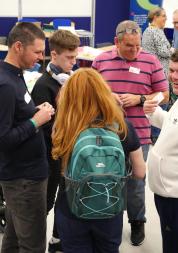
[47,159,60,213]
[155,194,178,253]
[127,144,149,223]
[51,205,59,238]
[47,158,61,239]
[1,179,47,253]
[56,207,123,253]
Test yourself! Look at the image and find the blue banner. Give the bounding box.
[130,0,163,31]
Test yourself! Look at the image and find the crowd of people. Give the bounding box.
[0,7,178,253]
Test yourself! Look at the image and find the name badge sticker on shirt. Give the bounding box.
[24,91,31,104]
[129,66,140,74]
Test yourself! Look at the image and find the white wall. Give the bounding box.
[0,0,92,17]
[0,0,176,26]
[163,0,178,28]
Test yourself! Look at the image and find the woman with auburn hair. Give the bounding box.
[52,68,145,253]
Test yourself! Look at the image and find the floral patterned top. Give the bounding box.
[142,26,171,78]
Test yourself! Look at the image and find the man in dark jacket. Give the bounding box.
[0,22,54,253]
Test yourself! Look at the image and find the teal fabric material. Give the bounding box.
[65,128,128,219]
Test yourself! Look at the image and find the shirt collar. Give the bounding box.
[0,60,23,77]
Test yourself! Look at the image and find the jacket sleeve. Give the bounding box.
[0,84,36,152]
[146,106,167,129]
[121,119,140,158]
[31,79,54,139]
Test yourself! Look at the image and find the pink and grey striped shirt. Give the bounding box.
[92,46,168,144]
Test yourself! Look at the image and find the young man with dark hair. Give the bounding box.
[0,22,55,253]
[32,29,80,253]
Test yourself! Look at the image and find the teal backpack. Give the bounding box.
[65,127,128,219]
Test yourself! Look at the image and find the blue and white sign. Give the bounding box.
[130,0,163,31]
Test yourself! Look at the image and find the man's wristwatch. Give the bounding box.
[140,95,146,106]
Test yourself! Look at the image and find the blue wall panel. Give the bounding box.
[0,18,17,36]
[95,0,130,45]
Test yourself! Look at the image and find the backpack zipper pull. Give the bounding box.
[96,136,102,146]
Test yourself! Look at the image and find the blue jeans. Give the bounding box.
[56,208,123,253]
[127,144,149,223]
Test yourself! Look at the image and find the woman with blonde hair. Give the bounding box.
[52,68,145,253]
[142,7,171,78]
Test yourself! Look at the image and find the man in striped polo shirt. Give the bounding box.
[92,20,169,246]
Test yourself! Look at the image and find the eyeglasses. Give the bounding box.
[117,28,140,35]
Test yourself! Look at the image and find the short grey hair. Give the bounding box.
[116,20,141,42]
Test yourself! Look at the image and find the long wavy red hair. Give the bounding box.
[52,68,127,174]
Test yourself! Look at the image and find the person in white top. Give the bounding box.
[143,49,178,253]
